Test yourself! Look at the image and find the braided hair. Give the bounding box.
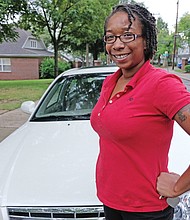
[104,3,157,61]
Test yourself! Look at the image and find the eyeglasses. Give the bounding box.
[104,32,142,44]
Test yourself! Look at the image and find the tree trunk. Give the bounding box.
[86,43,89,67]
[93,47,98,61]
[54,43,59,78]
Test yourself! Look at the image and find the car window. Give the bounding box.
[31,73,110,121]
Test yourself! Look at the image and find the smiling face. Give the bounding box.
[105,11,147,76]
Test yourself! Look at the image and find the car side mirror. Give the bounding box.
[21,101,36,114]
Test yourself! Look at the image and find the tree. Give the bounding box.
[178,12,190,53]
[19,0,85,77]
[19,0,155,75]
[20,0,120,76]
[156,17,173,65]
[0,0,27,42]
[19,0,119,76]
[63,0,118,65]
[66,0,145,65]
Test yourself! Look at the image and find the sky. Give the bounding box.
[138,0,190,31]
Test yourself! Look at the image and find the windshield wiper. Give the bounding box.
[74,112,91,119]
[31,115,75,122]
[30,113,91,122]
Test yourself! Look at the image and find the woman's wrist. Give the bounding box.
[174,165,190,195]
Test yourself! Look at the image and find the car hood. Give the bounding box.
[0,121,190,207]
[0,120,100,207]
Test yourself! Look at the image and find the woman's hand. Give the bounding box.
[157,172,180,198]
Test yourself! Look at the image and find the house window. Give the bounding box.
[30,40,37,48]
[0,58,11,72]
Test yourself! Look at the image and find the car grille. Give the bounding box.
[8,206,105,220]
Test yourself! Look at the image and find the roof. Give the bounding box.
[60,65,119,77]
[0,29,54,58]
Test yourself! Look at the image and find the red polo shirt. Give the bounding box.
[90,61,190,212]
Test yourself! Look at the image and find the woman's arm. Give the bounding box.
[157,169,190,198]
[174,165,190,194]
[174,103,190,135]
[157,104,190,197]
[173,104,190,194]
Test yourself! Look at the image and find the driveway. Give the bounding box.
[0,108,29,142]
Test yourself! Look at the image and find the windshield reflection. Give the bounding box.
[31,73,108,121]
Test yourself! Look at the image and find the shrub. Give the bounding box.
[185,65,190,73]
[40,58,71,78]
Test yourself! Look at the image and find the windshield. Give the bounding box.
[31,73,110,121]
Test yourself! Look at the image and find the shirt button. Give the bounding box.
[98,113,101,116]
[116,94,120,98]
[109,100,113,104]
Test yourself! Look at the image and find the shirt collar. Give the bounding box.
[102,61,154,102]
[104,60,153,89]
[127,60,153,88]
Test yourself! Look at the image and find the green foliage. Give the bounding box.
[40,58,71,79]
[0,0,28,42]
[18,0,81,77]
[178,12,190,46]
[57,1,117,49]
[18,0,118,72]
[154,12,190,67]
[61,0,118,61]
[185,65,190,73]
[157,17,169,32]
[156,17,172,55]
[155,17,174,64]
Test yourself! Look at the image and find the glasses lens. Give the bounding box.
[121,33,134,42]
[104,33,137,44]
[104,35,115,43]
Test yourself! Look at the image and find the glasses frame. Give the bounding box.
[104,32,142,44]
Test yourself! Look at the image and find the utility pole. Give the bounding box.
[172,0,179,70]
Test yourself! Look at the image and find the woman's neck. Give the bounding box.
[120,60,146,79]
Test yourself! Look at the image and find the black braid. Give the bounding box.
[104,3,157,61]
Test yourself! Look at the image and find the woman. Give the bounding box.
[90,3,190,220]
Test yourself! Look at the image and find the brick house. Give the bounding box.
[0,29,53,80]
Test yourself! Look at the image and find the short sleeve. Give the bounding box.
[153,74,190,119]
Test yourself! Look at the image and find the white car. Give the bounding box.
[0,65,190,220]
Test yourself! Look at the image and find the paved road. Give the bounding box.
[182,78,190,91]
[1,67,190,143]
[0,108,29,142]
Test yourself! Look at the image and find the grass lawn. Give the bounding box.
[0,79,53,111]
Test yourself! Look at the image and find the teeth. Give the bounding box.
[114,54,128,59]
